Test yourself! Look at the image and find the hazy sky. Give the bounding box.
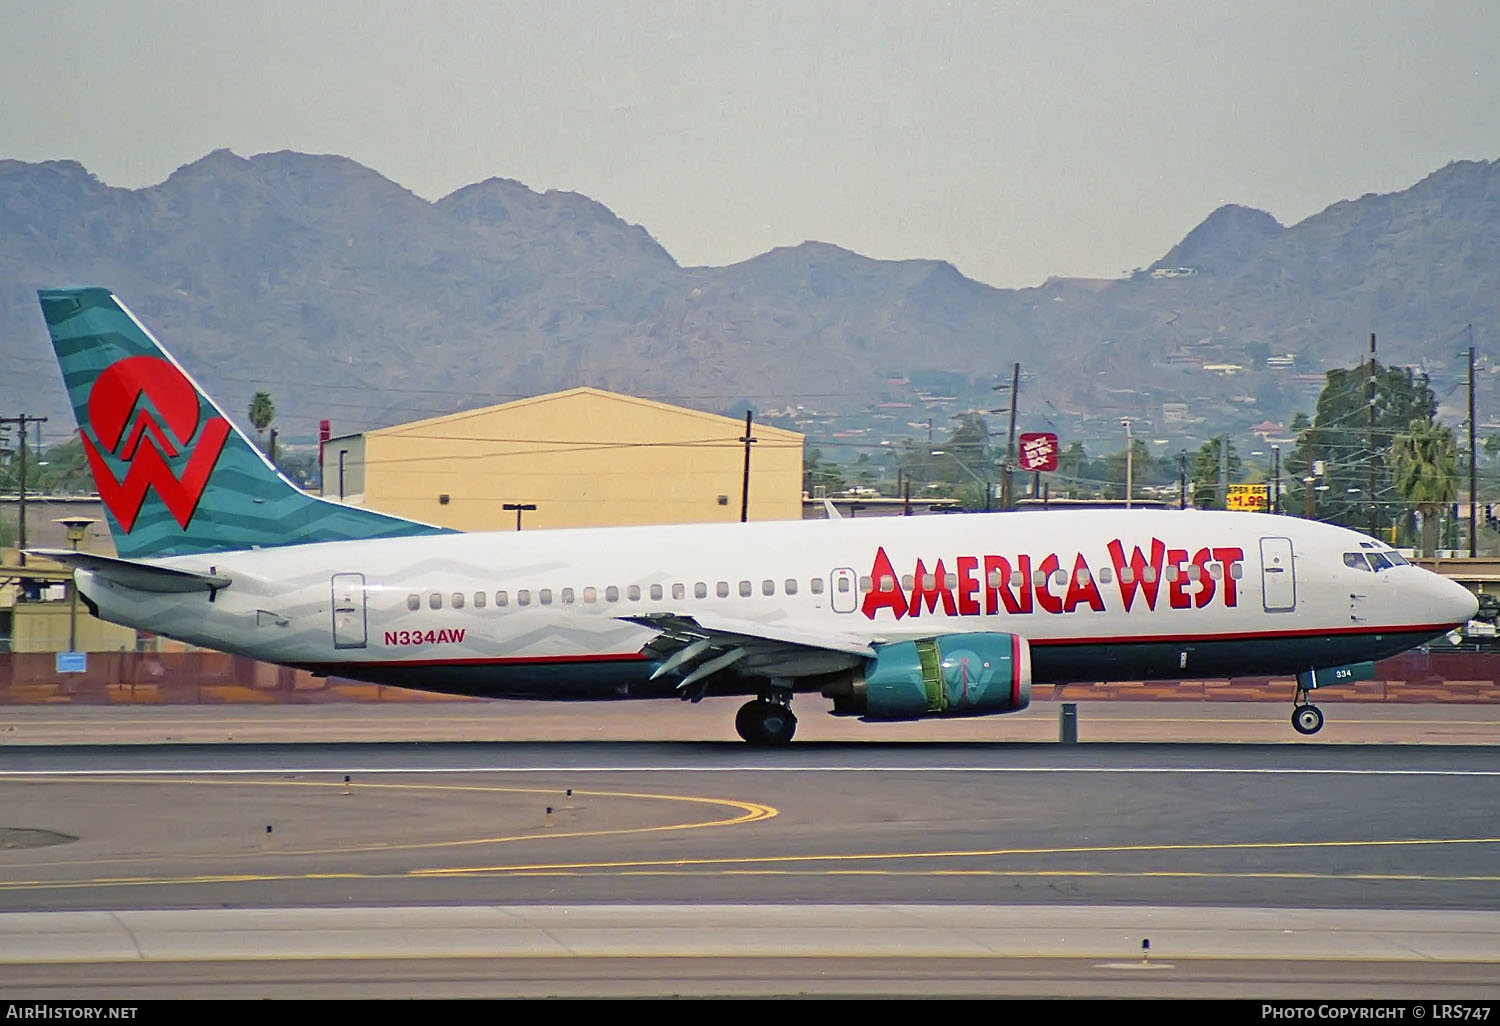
[4,0,1498,288]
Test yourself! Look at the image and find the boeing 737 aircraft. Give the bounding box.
[30,288,1478,743]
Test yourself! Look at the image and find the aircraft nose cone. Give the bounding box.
[1438,576,1479,626]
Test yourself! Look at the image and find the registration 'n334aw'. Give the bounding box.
[31,288,1479,743]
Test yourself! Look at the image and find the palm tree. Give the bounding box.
[248,391,276,454]
[1390,418,1458,556]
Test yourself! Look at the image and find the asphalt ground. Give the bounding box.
[0,700,1497,998]
[2,695,1499,745]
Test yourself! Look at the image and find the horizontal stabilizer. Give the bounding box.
[26,549,231,594]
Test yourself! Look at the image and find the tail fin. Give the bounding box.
[38,287,453,558]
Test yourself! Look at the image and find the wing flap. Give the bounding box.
[620,612,872,695]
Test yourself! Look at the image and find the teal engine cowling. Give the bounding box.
[823,633,1031,720]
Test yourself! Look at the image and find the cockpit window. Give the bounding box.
[1345,550,1405,571]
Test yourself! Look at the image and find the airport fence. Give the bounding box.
[0,650,1496,704]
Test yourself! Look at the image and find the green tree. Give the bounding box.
[248,391,276,453]
[1192,438,1242,509]
[1390,418,1458,556]
[1287,361,1437,530]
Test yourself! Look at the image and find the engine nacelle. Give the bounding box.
[824,633,1031,720]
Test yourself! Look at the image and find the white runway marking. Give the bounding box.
[2,765,1498,777]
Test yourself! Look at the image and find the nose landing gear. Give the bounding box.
[1291,675,1324,735]
[1292,701,1324,735]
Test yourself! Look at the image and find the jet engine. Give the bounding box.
[823,633,1031,720]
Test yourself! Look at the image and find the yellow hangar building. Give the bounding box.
[320,387,805,531]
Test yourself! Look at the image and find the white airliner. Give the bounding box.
[30,288,1478,743]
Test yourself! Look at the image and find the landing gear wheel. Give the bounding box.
[1292,704,1324,735]
[735,699,798,745]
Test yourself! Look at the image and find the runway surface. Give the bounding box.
[1,700,1498,998]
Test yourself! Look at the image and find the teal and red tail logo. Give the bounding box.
[81,355,230,533]
[40,287,452,557]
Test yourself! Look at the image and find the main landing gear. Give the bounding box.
[1291,679,1324,736]
[735,681,797,745]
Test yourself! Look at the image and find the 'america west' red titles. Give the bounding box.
[860,538,1245,621]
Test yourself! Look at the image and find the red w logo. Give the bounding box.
[80,356,230,532]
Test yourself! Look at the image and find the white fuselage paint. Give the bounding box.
[77,509,1477,697]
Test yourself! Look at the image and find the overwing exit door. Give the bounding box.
[830,567,858,613]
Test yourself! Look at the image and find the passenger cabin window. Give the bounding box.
[474,592,486,608]
[762,580,775,596]
[837,577,851,594]
[603,586,617,602]
[717,581,730,598]
[667,584,679,601]
[516,589,530,606]
[1119,568,1135,585]
[902,575,914,590]
[811,578,824,595]
[429,593,442,610]
[739,580,752,597]
[859,576,872,592]
[1229,563,1243,580]
[784,579,798,596]
[627,585,640,601]
[695,583,708,599]
[880,575,897,592]
[451,592,464,608]
[496,591,508,607]
[1098,568,1113,585]
[561,587,575,604]
[540,589,553,605]
[407,594,420,611]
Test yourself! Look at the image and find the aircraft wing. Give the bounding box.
[620,612,874,697]
[25,549,232,594]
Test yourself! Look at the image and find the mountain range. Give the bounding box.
[2,149,1497,451]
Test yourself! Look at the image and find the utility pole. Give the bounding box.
[1,414,47,567]
[1122,418,1133,509]
[1272,445,1281,514]
[739,410,757,523]
[1469,335,1477,557]
[996,363,1020,510]
[1218,435,1227,510]
[1005,363,1019,510]
[1368,333,1378,537]
[1178,450,1187,510]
